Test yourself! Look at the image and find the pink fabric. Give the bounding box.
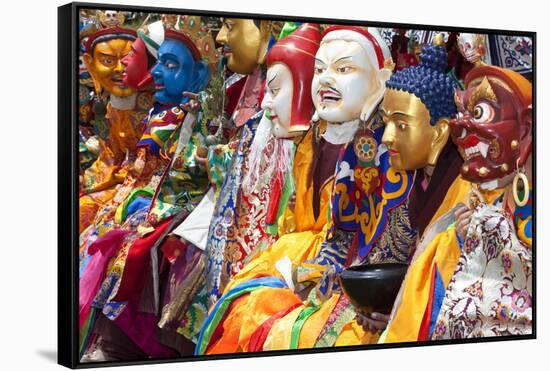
[232,68,263,127]
[79,229,129,330]
[114,298,177,358]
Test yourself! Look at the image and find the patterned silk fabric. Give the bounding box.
[195,118,419,354]
[331,120,416,262]
[204,112,266,306]
[79,104,211,357]
[432,195,532,339]
[147,109,210,226]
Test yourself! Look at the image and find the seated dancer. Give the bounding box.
[80,28,211,361]
[150,20,276,348]
[384,64,532,342]
[431,65,533,339]
[153,23,320,354]
[195,25,399,355]
[79,27,143,232]
[333,40,462,344]
[203,18,276,303]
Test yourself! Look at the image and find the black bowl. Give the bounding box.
[339,263,408,315]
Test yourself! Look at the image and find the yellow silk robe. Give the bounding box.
[383,177,504,343]
[206,127,337,354]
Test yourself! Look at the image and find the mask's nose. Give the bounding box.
[216,25,229,45]
[450,111,474,140]
[382,122,396,148]
[319,75,336,87]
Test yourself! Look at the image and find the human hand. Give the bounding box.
[356,311,390,333]
[454,204,474,241]
[194,145,208,168]
[180,92,200,112]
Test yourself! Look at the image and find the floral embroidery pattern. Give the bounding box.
[432,203,532,339]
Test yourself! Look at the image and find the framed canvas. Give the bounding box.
[58,1,536,368]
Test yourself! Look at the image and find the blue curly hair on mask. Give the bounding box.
[386,44,457,125]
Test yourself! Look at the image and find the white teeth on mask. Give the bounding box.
[478,142,489,158]
[464,142,489,158]
[459,128,467,139]
[465,146,479,156]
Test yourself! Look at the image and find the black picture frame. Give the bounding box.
[58,2,536,368]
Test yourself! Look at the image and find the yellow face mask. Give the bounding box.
[216,18,270,74]
[84,38,135,98]
[381,89,450,171]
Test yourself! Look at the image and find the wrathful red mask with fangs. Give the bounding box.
[450,65,532,184]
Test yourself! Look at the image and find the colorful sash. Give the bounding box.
[195,276,287,355]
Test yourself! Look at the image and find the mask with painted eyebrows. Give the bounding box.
[450,65,532,183]
[83,27,137,97]
[262,23,321,138]
[150,30,210,105]
[312,26,391,124]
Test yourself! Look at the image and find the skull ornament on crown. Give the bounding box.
[457,33,486,67]
[98,10,125,28]
[312,26,392,125]
[451,65,532,186]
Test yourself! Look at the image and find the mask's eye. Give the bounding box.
[472,102,494,123]
[165,61,178,69]
[101,58,114,66]
[398,122,407,131]
[314,65,325,74]
[336,66,353,73]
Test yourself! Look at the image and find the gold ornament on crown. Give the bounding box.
[432,33,446,47]
[169,15,221,72]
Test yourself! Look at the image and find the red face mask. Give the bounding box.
[121,37,153,90]
[450,73,532,184]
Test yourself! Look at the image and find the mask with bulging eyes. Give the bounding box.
[121,37,153,90]
[84,37,136,98]
[450,66,532,184]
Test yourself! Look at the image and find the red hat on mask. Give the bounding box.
[266,23,321,133]
[321,25,390,69]
[85,27,136,55]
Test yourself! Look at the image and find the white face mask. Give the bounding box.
[312,39,380,123]
[261,63,299,138]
